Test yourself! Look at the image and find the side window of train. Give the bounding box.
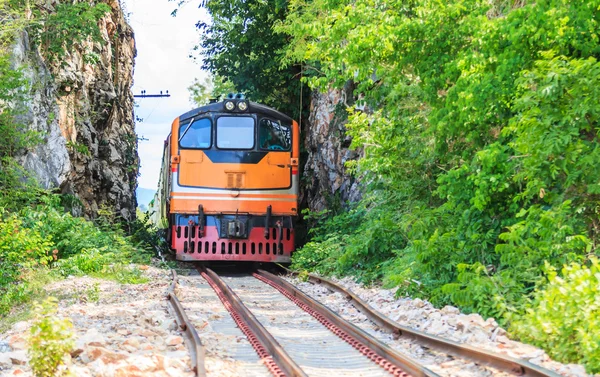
[216,116,255,149]
[259,119,291,151]
[179,118,212,149]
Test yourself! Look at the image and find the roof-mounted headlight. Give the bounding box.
[225,101,235,111]
[238,101,248,111]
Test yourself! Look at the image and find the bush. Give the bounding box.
[0,194,151,316]
[0,212,53,313]
[283,0,600,331]
[53,249,148,284]
[511,260,600,373]
[291,205,401,283]
[28,297,74,377]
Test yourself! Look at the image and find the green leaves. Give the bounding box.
[0,194,151,316]
[28,297,74,377]
[512,259,600,373]
[192,0,304,115]
[28,2,111,64]
[282,0,600,370]
[509,55,600,202]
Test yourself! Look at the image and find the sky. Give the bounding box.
[122,0,209,189]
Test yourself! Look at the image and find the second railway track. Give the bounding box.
[169,267,562,377]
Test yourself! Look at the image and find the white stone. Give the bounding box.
[7,350,27,365]
[78,328,106,347]
[0,353,12,369]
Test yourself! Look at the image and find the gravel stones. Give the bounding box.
[285,275,594,377]
[0,266,194,377]
[177,275,271,377]
[0,341,10,353]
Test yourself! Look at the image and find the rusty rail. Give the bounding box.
[199,267,307,377]
[166,270,206,377]
[256,270,440,377]
[278,266,561,377]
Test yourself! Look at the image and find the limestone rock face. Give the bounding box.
[12,0,138,219]
[302,84,362,212]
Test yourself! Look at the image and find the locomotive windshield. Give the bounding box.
[216,116,255,149]
[179,118,211,148]
[259,119,291,151]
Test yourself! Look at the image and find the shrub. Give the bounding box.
[0,212,53,314]
[19,197,151,264]
[28,297,74,377]
[283,0,600,331]
[53,248,148,284]
[511,260,600,373]
[0,194,151,316]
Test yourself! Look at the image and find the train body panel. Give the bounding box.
[169,173,299,215]
[155,99,299,262]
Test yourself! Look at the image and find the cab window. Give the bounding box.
[259,119,291,151]
[216,116,255,149]
[179,118,211,149]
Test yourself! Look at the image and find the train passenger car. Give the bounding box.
[155,97,299,262]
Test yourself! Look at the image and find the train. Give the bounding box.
[151,96,299,263]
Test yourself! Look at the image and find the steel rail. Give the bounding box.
[256,269,440,377]
[278,266,561,377]
[166,270,206,377]
[199,267,307,377]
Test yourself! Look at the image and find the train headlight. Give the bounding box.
[238,101,248,111]
[225,101,235,111]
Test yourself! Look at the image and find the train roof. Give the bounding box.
[178,101,294,124]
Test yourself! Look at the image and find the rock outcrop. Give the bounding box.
[11,0,138,219]
[302,83,362,212]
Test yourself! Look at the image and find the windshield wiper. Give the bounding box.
[178,117,196,142]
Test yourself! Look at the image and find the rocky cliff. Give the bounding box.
[11,0,137,219]
[301,83,362,212]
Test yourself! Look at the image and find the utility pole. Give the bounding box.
[134,90,171,123]
[134,90,171,98]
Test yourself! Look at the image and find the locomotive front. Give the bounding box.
[157,98,299,262]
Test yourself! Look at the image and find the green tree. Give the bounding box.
[173,0,305,117]
[28,1,111,63]
[188,74,236,106]
[283,0,600,323]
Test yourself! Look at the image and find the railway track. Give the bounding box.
[166,270,206,377]
[167,267,562,377]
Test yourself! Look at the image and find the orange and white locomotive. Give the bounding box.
[154,96,299,262]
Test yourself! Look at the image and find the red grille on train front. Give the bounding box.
[171,226,294,262]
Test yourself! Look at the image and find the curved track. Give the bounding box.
[278,266,561,377]
[167,267,562,377]
[166,270,206,377]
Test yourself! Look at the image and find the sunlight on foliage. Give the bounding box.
[188,74,236,106]
[281,0,600,370]
[511,260,600,373]
[28,297,74,377]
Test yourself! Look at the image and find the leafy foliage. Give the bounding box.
[27,297,74,377]
[28,1,111,63]
[0,0,150,323]
[175,0,305,116]
[511,260,600,373]
[0,193,151,316]
[283,0,600,370]
[188,74,236,106]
